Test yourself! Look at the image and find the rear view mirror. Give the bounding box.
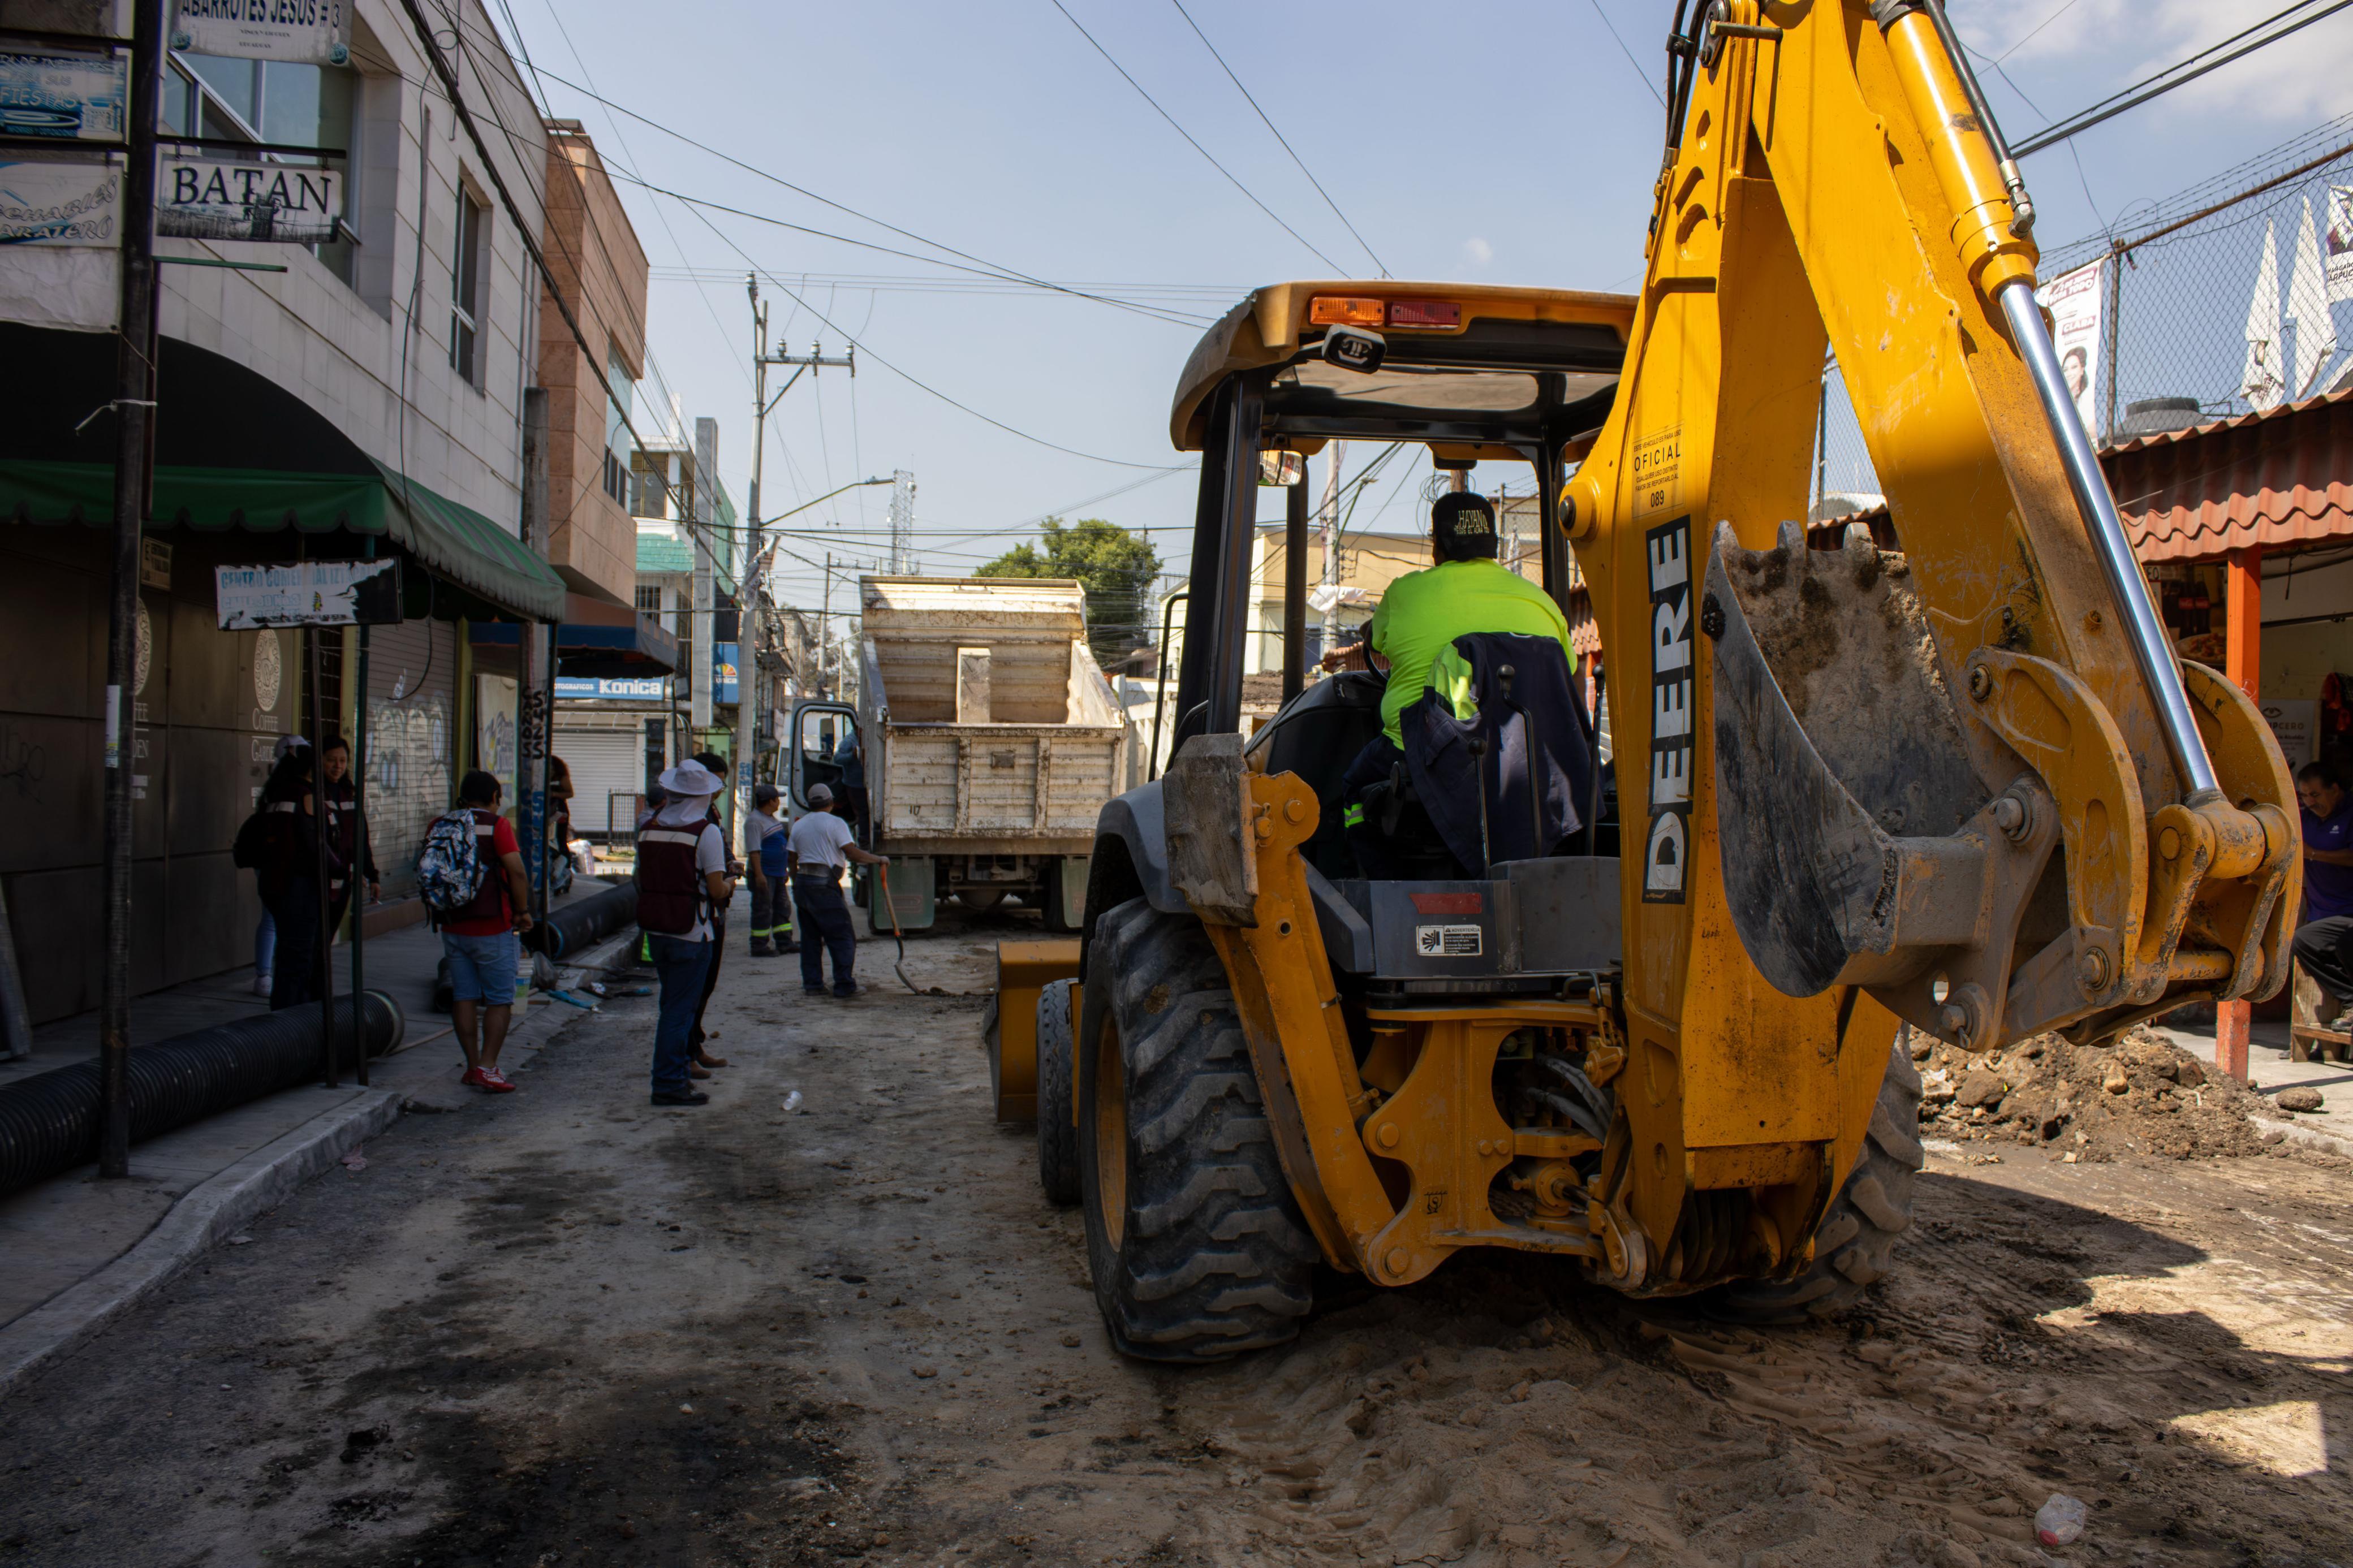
[1257,450,1303,487]
[1323,325,1385,374]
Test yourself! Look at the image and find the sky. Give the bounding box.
[481,0,2353,621]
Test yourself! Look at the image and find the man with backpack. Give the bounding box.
[419,770,535,1094]
[637,760,734,1106]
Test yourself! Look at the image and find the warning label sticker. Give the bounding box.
[1415,924,1484,957]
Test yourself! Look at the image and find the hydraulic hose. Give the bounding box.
[0,992,404,1198]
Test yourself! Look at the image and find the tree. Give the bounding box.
[977,516,1160,664]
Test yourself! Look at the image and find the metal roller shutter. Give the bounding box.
[555,727,643,837]
[362,618,457,897]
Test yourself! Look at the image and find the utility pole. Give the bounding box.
[99,0,162,1180]
[735,293,851,840]
[820,551,834,698]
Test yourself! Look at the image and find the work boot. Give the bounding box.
[748,939,774,957]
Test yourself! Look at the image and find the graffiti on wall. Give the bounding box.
[366,693,450,895]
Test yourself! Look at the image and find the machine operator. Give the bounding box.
[1322,489,1576,875]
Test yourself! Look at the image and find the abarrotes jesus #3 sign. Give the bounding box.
[216,560,400,630]
[158,157,339,245]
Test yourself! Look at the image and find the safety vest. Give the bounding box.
[637,817,713,935]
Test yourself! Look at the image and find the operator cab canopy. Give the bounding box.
[1165,282,1637,747]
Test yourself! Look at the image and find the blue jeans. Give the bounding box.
[255,908,276,980]
[794,878,857,995]
[442,930,520,1005]
[648,934,715,1095]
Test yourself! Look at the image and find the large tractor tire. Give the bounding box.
[1713,1034,1925,1324]
[1075,897,1316,1360]
[1036,978,1081,1206]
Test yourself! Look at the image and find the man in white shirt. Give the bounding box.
[788,783,889,997]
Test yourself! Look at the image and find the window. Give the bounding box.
[167,54,360,283]
[449,186,486,384]
[604,347,634,504]
[635,585,663,620]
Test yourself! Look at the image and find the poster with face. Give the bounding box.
[2037,259,2106,434]
[2321,185,2353,306]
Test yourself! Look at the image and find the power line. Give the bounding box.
[1044,0,1350,274]
[514,59,1217,330]
[662,192,1193,470]
[1165,0,1389,277]
[2014,0,2353,158]
[1585,0,1667,109]
[604,166,1207,331]
[1992,0,2084,62]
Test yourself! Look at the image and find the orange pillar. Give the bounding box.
[2216,546,2264,1084]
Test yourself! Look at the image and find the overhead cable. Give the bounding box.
[2014,0,2353,157]
[1166,0,1390,277]
[514,59,1218,329]
[1044,0,1350,274]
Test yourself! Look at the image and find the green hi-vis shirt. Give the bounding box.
[1369,558,1574,746]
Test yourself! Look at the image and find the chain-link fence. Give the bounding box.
[1811,111,2353,517]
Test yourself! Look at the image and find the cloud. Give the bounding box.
[1462,236,1494,269]
[1957,0,2353,126]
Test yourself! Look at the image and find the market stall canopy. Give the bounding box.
[0,455,566,623]
[468,590,680,677]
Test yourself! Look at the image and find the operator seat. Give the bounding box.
[1394,632,1596,876]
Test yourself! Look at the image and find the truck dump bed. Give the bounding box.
[857,576,1128,854]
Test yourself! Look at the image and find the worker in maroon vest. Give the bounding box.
[638,760,735,1106]
[318,736,380,943]
[439,770,535,1094]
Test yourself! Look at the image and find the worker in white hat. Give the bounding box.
[637,759,734,1104]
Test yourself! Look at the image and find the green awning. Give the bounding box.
[0,456,567,623]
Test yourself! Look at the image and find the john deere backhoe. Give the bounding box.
[990,0,2300,1359]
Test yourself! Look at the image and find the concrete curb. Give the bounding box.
[2264,1117,2353,1160]
[0,1086,403,1405]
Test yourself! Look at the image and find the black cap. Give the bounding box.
[753,782,782,805]
[1432,491,1499,559]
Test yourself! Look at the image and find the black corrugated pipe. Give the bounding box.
[0,992,403,1198]
[531,879,638,961]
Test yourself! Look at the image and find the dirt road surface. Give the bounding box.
[4,913,2351,1568]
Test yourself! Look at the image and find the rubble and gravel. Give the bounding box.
[1915,1025,2289,1161]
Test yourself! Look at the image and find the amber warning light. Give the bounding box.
[1308,295,1385,326]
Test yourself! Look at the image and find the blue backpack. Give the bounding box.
[415,809,487,923]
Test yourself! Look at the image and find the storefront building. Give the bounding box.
[0,0,559,1023]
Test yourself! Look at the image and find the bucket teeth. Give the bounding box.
[1842,522,1879,567]
[1776,517,1807,558]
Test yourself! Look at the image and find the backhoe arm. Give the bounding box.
[1563,0,2295,1242]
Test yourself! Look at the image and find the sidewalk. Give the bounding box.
[2147,1014,2353,1153]
[0,876,644,1401]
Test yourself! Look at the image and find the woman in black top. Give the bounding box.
[318,736,380,952]
[257,746,324,1010]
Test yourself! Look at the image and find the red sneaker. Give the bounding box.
[479,1068,518,1094]
[460,1066,488,1089]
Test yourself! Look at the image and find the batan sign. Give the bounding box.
[170,0,349,64]
[158,156,339,244]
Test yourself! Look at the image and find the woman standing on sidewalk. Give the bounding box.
[257,744,323,1010]
[318,736,380,947]
[637,761,733,1106]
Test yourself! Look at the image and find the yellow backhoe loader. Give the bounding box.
[990,0,2299,1359]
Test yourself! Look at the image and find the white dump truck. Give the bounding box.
[785,575,1130,932]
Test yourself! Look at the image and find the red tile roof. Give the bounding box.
[2112,387,2353,563]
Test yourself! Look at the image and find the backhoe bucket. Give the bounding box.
[1706,521,2061,1048]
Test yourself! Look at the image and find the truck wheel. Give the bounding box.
[1076,897,1316,1360]
[1712,1033,1925,1324]
[1036,978,1081,1206]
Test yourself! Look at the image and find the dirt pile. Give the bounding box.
[1916,1025,2278,1161]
